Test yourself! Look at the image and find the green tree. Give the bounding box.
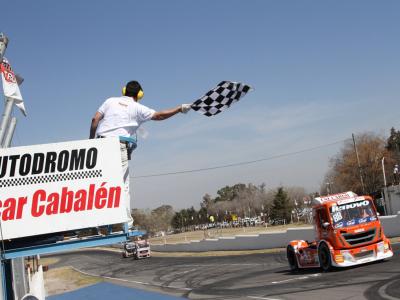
[198,207,208,223]
[270,187,292,223]
[387,127,400,161]
[171,211,182,230]
[186,206,197,226]
[171,209,191,231]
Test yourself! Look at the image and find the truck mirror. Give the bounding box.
[322,222,330,229]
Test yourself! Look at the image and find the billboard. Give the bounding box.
[0,138,126,240]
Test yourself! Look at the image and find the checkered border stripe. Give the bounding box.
[0,170,103,188]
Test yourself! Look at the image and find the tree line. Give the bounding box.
[133,127,400,235]
[133,185,311,235]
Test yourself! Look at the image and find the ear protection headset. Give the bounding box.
[122,86,144,101]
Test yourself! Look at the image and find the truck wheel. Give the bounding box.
[287,245,299,272]
[318,243,332,272]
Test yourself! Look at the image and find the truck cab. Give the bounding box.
[287,191,393,271]
[122,238,151,259]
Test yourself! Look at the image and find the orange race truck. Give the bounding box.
[287,191,393,271]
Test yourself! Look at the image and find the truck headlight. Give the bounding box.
[335,254,344,263]
[377,241,385,253]
[384,242,390,251]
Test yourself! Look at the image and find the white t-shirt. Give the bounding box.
[96,96,155,137]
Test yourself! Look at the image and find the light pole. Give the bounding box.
[382,157,387,187]
[326,182,331,195]
[352,133,366,193]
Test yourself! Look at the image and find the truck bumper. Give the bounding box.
[137,248,151,258]
[332,241,393,267]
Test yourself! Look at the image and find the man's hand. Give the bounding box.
[181,104,192,114]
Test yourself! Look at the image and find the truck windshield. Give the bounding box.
[329,200,377,228]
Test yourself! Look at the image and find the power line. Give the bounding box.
[132,138,350,179]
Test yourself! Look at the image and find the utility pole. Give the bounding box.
[352,133,366,194]
[326,182,331,195]
[382,157,387,187]
[0,33,8,61]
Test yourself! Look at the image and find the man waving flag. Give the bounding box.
[191,81,251,117]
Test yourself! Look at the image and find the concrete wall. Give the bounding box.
[152,215,400,252]
[151,227,315,252]
[384,185,400,215]
[380,214,400,238]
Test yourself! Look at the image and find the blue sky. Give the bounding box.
[1,1,400,209]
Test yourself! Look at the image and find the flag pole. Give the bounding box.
[0,98,15,147]
[0,33,29,300]
[3,117,17,147]
[0,33,8,61]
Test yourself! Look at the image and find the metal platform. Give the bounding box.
[2,229,146,260]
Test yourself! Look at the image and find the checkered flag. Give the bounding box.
[191,81,251,117]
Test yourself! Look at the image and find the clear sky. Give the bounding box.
[1,1,399,209]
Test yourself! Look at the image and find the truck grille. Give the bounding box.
[354,250,374,259]
[341,229,376,246]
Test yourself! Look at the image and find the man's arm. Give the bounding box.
[151,105,185,121]
[89,112,103,139]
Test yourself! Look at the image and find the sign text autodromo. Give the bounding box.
[0,148,98,178]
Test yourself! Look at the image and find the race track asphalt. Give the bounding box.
[47,243,400,300]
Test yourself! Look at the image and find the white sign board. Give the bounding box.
[0,138,126,240]
[314,191,358,204]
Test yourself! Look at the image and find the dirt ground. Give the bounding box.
[42,257,102,296]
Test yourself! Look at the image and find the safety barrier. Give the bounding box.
[380,214,400,237]
[152,215,400,252]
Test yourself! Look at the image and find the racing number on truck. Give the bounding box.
[332,211,343,223]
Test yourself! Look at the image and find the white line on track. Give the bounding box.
[70,266,192,291]
[247,296,281,300]
[378,281,399,300]
[270,273,321,284]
